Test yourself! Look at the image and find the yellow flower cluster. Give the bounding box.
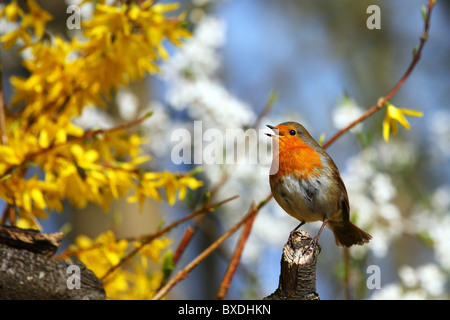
[2,0,189,126]
[129,170,204,207]
[0,0,200,224]
[70,231,172,299]
[0,0,52,48]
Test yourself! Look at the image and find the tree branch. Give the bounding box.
[0,227,104,300]
[0,225,62,257]
[264,230,320,300]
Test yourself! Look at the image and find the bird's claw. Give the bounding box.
[302,237,320,255]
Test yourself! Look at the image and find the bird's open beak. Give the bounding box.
[266,125,282,137]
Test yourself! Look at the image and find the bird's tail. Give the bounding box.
[328,220,372,247]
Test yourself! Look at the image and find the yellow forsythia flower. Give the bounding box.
[382,103,423,142]
[70,231,172,299]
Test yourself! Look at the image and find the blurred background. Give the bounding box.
[1,0,449,299]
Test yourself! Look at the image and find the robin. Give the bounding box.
[266,122,371,250]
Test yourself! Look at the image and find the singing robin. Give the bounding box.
[266,122,372,249]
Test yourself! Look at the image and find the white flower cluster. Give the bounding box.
[332,96,364,132]
[161,16,255,130]
[341,142,409,258]
[342,137,449,299]
[371,263,447,299]
[410,184,450,270]
[73,105,114,129]
[427,110,450,160]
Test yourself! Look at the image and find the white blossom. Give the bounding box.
[370,283,402,300]
[371,173,397,204]
[116,89,139,121]
[427,110,450,160]
[73,105,114,129]
[332,97,364,132]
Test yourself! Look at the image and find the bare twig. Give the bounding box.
[156,226,195,292]
[55,195,237,263]
[98,195,238,281]
[215,206,258,300]
[173,227,195,265]
[152,194,271,300]
[322,0,436,149]
[252,89,278,129]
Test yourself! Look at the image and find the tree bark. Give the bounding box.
[0,225,62,257]
[264,230,320,300]
[0,226,105,300]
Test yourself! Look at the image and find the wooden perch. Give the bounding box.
[0,226,105,300]
[265,230,320,300]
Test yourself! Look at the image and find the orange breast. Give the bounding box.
[271,140,323,180]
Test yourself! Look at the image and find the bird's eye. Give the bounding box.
[289,130,296,136]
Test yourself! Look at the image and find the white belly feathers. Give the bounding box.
[270,173,333,222]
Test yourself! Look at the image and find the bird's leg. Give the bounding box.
[302,218,328,255]
[289,221,306,239]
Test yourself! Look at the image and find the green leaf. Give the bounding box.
[355,131,371,149]
[267,89,279,107]
[157,219,165,231]
[143,110,154,119]
[189,166,203,176]
[418,231,434,247]
[421,5,427,22]
[59,222,72,236]
[201,191,211,205]
[317,133,326,146]
[0,174,11,182]
[162,250,174,282]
